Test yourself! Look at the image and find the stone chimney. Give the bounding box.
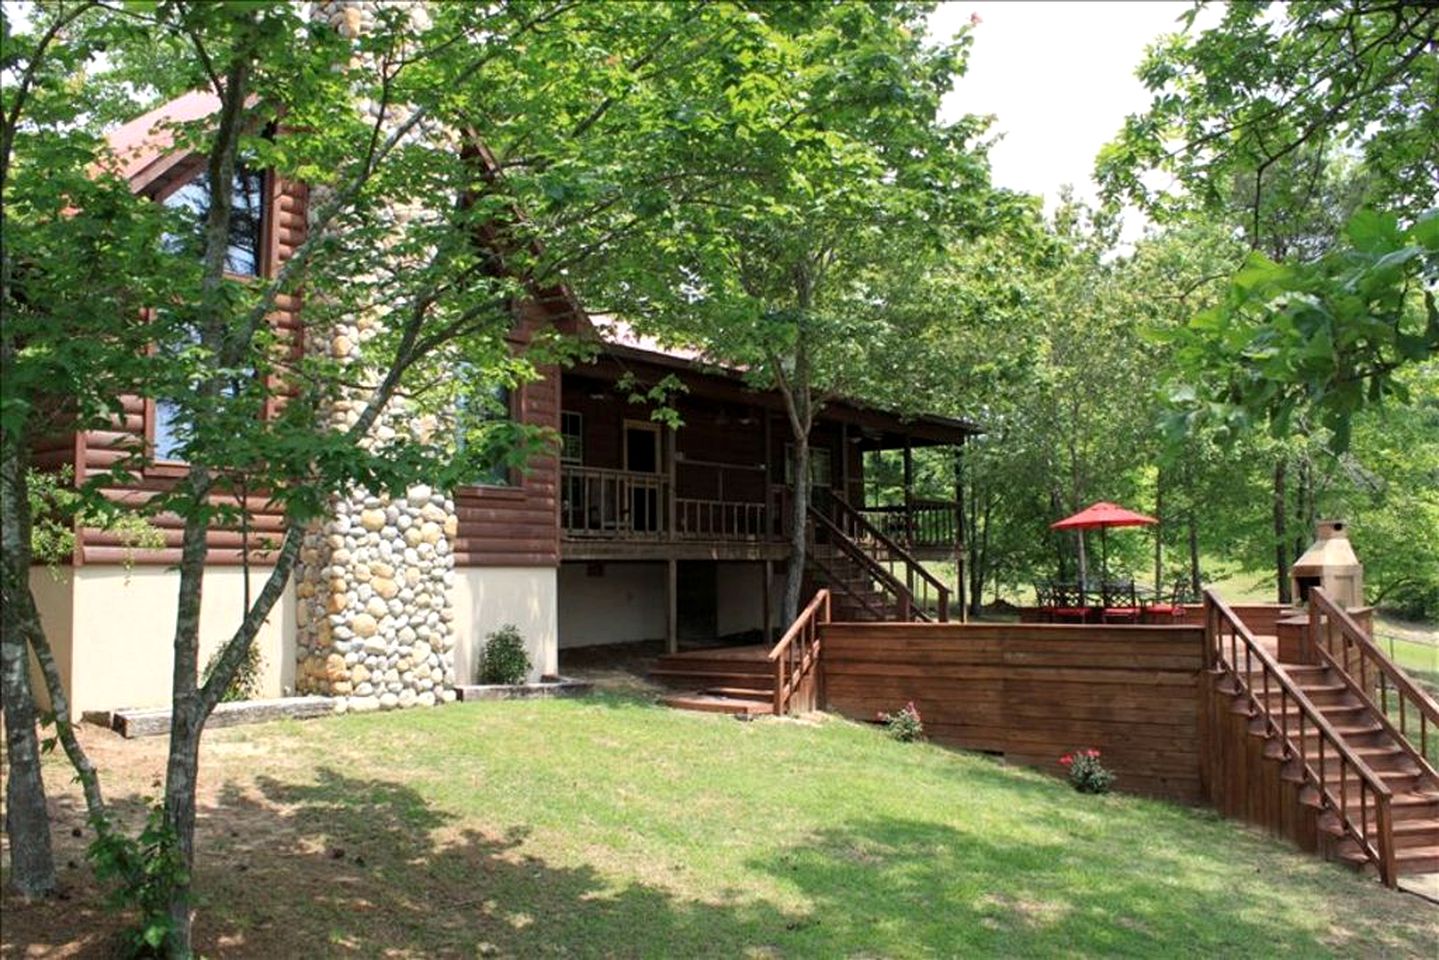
[293,1,458,712]
[1290,520,1365,610]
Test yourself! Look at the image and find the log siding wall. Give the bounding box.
[76,175,308,566]
[822,621,1206,802]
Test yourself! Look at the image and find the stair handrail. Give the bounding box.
[769,588,830,715]
[806,547,890,621]
[829,495,950,621]
[1204,589,1397,887]
[809,506,920,621]
[1308,588,1438,778]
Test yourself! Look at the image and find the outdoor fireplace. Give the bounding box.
[1290,520,1364,610]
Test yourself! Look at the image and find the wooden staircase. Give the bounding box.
[1207,589,1439,885]
[806,495,950,622]
[653,590,831,717]
[651,645,776,715]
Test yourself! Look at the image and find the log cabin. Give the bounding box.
[27,46,978,718]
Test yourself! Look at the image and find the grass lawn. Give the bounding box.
[5,697,1437,958]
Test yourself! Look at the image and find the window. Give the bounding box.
[560,411,583,464]
[149,315,257,467]
[784,444,833,488]
[152,397,187,463]
[160,165,267,276]
[457,383,515,487]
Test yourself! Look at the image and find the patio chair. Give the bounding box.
[1048,582,1091,623]
[1100,579,1141,623]
[1144,578,1191,624]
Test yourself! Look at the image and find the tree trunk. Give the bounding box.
[1274,458,1291,604]
[781,434,809,627]
[162,488,211,955]
[0,432,56,898]
[1187,509,1201,600]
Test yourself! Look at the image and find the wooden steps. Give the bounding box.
[651,645,777,716]
[1216,627,1439,880]
[659,692,772,716]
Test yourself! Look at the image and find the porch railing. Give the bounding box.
[858,498,958,551]
[561,465,669,539]
[675,497,769,540]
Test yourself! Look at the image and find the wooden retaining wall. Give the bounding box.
[821,621,1206,802]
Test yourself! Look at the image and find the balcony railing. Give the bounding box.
[561,465,669,539]
[857,498,959,551]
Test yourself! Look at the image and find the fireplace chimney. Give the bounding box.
[1290,520,1364,610]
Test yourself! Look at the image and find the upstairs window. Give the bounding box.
[785,444,833,488]
[160,165,266,277]
[560,411,583,464]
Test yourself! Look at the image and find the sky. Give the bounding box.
[931,1,1217,231]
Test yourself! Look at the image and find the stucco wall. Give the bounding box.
[557,561,667,649]
[28,568,75,714]
[715,561,784,637]
[451,567,558,682]
[30,565,296,717]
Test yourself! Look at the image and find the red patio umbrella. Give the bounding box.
[1050,501,1158,584]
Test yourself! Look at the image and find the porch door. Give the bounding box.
[624,420,662,533]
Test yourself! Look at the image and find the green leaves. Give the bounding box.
[1166,208,1438,450]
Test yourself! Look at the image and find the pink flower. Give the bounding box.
[1060,755,1073,767]
[970,12,982,26]
[1086,749,1100,759]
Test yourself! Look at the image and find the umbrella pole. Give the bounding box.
[1101,527,1109,586]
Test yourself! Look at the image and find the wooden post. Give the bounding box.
[840,422,850,503]
[902,436,914,548]
[763,410,774,537]
[954,441,967,623]
[666,558,678,654]
[762,559,773,644]
[665,425,677,541]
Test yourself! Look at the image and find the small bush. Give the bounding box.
[201,641,264,703]
[877,701,924,742]
[1061,748,1115,794]
[480,624,531,685]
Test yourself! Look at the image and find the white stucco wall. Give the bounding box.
[557,561,667,648]
[28,568,75,714]
[715,562,784,637]
[30,565,296,717]
[451,566,558,682]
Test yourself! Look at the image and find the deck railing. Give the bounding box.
[770,588,830,715]
[1204,589,1396,887]
[1309,588,1438,773]
[858,498,958,551]
[561,465,669,538]
[675,497,769,540]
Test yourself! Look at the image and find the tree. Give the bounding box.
[3,2,774,952]
[568,1,998,622]
[1098,1,1439,441]
[1099,0,1437,225]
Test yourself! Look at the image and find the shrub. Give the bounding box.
[480,624,531,685]
[1061,748,1115,794]
[201,641,264,703]
[877,701,924,742]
